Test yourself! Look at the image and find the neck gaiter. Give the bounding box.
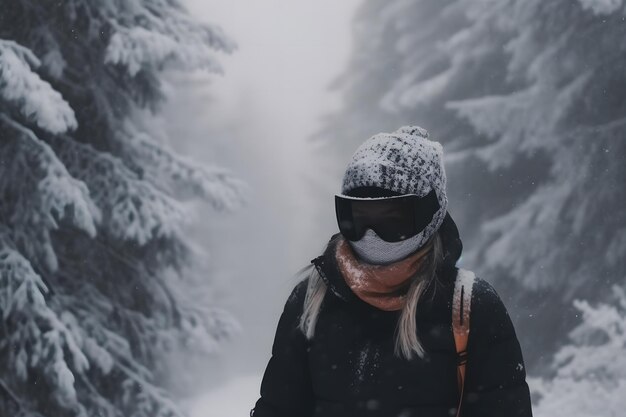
[335,235,430,311]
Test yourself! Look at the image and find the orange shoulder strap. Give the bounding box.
[452,268,475,417]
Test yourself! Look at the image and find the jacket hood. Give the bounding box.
[310,211,463,305]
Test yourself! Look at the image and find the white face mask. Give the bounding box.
[347,228,427,265]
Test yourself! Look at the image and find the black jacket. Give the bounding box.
[251,232,533,417]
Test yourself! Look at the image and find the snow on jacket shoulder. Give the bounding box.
[250,238,533,417]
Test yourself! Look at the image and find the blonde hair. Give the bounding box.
[298,231,444,360]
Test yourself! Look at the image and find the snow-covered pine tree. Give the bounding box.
[442,0,626,366]
[318,0,625,372]
[0,1,247,416]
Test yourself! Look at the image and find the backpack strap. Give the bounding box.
[452,268,476,417]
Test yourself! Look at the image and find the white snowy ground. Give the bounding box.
[186,374,262,417]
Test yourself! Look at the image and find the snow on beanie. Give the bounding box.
[339,125,448,254]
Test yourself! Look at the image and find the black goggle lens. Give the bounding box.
[335,189,440,242]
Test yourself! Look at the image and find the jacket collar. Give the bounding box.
[310,233,358,303]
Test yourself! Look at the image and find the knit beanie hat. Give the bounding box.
[339,125,449,249]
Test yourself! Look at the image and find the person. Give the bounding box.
[250,126,533,417]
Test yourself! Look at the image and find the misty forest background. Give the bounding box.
[0,0,624,417]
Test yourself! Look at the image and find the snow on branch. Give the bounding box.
[48,134,190,245]
[0,40,77,134]
[0,228,88,411]
[0,115,100,272]
[477,179,572,289]
[105,26,223,76]
[104,0,236,77]
[116,361,185,417]
[120,129,249,211]
[530,284,626,416]
[445,70,592,170]
[470,117,625,291]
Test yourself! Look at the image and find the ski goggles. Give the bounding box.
[335,189,440,242]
